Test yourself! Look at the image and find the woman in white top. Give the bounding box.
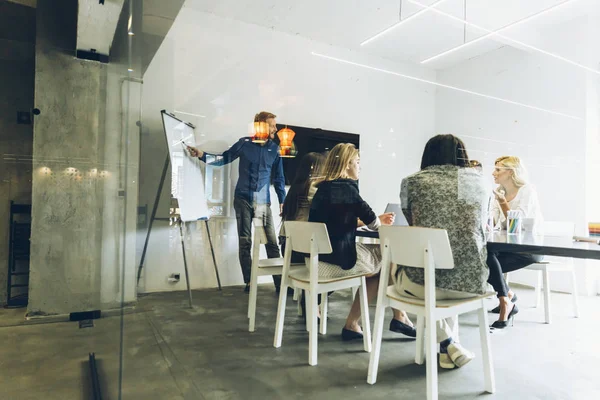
[486,156,544,329]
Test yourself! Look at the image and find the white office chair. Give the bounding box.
[367,226,495,400]
[506,221,579,324]
[248,219,302,332]
[274,221,372,366]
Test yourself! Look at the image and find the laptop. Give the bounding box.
[384,203,409,226]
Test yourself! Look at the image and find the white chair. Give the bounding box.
[248,219,302,332]
[274,221,372,366]
[367,226,495,400]
[506,221,579,324]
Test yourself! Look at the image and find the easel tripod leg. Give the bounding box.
[179,220,193,308]
[205,220,222,291]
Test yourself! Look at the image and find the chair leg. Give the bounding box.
[293,288,299,301]
[305,291,310,332]
[359,277,372,353]
[308,290,319,366]
[297,289,303,317]
[478,304,496,394]
[425,317,438,400]
[367,302,387,385]
[570,270,580,318]
[273,282,288,348]
[248,272,260,332]
[534,270,543,309]
[415,315,425,365]
[542,269,551,324]
[319,291,328,335]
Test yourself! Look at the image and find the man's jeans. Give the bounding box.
[233,197,281,287]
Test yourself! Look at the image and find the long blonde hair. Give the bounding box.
[318,143,359,183]
[495,156,528,188]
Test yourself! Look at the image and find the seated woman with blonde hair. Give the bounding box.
[487,155,544,329]
[309,143,416,341]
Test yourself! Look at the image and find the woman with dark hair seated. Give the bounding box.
[394,134,489,369]
[279,152,328,307]
[279,152,326,262]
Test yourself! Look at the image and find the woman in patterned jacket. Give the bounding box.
[394,134,489,370]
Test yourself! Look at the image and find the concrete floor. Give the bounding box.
[1,286,599,400]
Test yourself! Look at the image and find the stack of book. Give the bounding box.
[589,222,600,237]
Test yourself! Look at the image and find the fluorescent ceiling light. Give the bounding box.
[174,110,207,118]
[360,0,450,46]
[311,51,582,120]
[407,0,599,75]
[421,0,577,64]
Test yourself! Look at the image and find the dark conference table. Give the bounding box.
[356,230,600,260]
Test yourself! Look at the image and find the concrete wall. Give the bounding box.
[26,0,182,315]
[27,0,145,315]
[28,0,106,315]
[0,0,36,306]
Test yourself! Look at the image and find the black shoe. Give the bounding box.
[244,284,250,293]
[341,328,363,341]
[491,304,519,329]
[389,319,417,338]
[491,293,518,314]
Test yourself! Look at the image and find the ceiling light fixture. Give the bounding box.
[407,0,599,75]
[360,0,450,46]
[421,0,577,64]
[311,51,582,120]
[174,110,207,118]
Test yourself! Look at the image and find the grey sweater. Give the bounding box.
[394,165,489,294]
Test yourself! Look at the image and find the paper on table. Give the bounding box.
[573,236,600,245]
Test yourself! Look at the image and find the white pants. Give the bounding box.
[395,270,477,343]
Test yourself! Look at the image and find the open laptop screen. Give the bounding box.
[384,203,409,226]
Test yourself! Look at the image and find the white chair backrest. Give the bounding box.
[253,218,267,244]
[379,226,454,270]
[543,221,574,237]
[284,221,332,254]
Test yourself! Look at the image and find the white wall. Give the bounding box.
[138,7,436,293]
[434,16,600,295]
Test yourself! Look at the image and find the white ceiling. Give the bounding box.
[76,0,124,55]
[182,0,599,69]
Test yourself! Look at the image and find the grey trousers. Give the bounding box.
[233,197,281,287]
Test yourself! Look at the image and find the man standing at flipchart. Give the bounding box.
[187,111,286,293]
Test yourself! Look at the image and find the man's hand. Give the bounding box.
[279,204,284,216]
[186,145,203,158]
[379,212,395,225]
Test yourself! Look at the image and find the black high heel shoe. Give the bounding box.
[491,303,519,329]
[490,293,518,314]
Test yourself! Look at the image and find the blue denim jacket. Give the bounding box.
[200,137,286,205]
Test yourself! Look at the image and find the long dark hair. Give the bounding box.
[282,152,325,221]
[420,134,470,169]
